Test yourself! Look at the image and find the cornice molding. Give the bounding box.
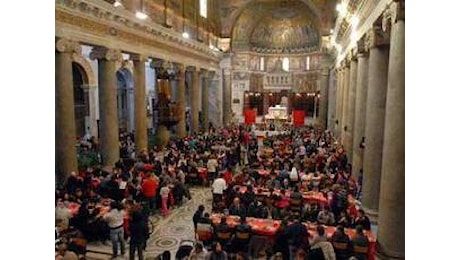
[55,0,222,67]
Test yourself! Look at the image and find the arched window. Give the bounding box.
[200,0,207,18]
[260,57,265,71]
[282,57,289,71]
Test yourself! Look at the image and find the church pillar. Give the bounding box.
[361,26,390,220]
[377,1,405,259]
[335,68,343,137]
[318,62,330,129]
[189,66,200,134]
[351,41,369,178]
[340,63,350,145]
[345,55,358,161]
[131,54,148,153]
[55,38,79,185]
[222,69,232,127]
[202,70,214,132]
[90,47,122,166]
[175,63,187,138]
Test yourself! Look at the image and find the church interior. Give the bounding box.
[55,0,404,259]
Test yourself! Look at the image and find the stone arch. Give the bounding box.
[72,53,96,87]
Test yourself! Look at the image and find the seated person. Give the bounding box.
[337,210,352,228]
[302,203,320,223]
[230,215,252,253]
[351,225,369,260]
[310,225,328,247]
[214,217,232,248]
[228,197,246,218]
[188,242,208,260]
[317,206,336,226]
[353,209,371,230]
[207,242,229,260]
[196,213,213,246]
[285,218,310,257]
[241,185,256,208]
[331,225,352,260]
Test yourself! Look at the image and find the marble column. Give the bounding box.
[345,56,358,160]
[55,38,79,185]
[377,2,405,259]
[90,47,122,166]
[190,67,200,134]
[222,69,232,127]
[318,66,330,129]
[202,70,214,132]
[335,68,343,137]
[175,63,187,138]
[361,26,390,219]
[340,64,350,144]
[131,54,148,153]
[352,45,369,178]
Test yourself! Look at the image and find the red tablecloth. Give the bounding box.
[237,186,328,206]
[210,214,280,237]
[210,214,375,259]
[256,169,271,177]
[304,223,376,260]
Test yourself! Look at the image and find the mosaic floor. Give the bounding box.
[86,187,213,260]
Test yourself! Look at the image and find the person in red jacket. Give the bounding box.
[141,173,158,215]
[222,167,233,185]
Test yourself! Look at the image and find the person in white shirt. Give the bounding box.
[55,201,72,228]
[289,165,299,185]
[212,174,227,205]
[103,201,126,258]
[207,156,218,182]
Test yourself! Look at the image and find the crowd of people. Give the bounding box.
[56,123,373,260]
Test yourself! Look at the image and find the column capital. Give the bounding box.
[130,53,148,62]
[356,37,368,57]
[149,58,163,69]
[173,62,185,72]
[383,0,405,32]
[223,68,232,76]
[89,47,122,61]
[187,66,201,74]
[365,25,390,51]
[56,38,81,54]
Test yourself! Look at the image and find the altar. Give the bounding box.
[265,105,288,120]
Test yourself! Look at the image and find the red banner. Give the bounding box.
[292,110,305,126]
[244,109,256,125]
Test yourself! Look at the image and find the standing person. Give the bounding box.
[141,173,159,215]
[103,201,126,258]
[159,182,170,216]
[129,211,148,260]
[207,155,218,183]
[193,205,205,231]
[212,173,227,207]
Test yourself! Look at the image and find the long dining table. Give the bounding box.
[210,213,376,259]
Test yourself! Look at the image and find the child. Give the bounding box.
[159,182,170,216]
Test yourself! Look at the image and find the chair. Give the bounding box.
[352,245,368,260]
[196,223,213,246]
[248,235,269,258]
[333,241,351,260]
[289,198,302,213]
[215,230,232,251]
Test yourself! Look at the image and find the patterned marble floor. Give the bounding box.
[85,187,213,260]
